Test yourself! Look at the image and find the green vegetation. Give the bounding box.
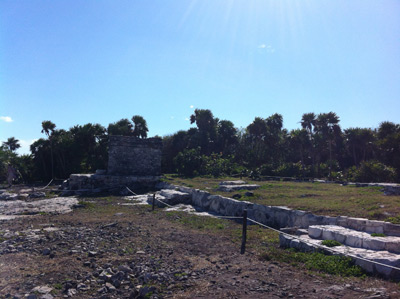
[164,175,400,220]
[77,201,96,209]
[371,233,386,237]
[385,215,400,224]
[164,211,226,231]
[271,250,365,277]
[321,240,342,247]
[2,110,400,184]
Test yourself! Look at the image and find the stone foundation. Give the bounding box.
[62,136,162,194]
[63,174,160,194]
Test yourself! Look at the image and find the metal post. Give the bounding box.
[241,209,248,254]
[152,193,155,211]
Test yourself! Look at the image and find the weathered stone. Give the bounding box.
[28,192,46,199]
[384,223,400,237]
[0,197,78,216]
[219,180,247,186]
[108,136,162,176]
[159,190,190,205]
[0,192,18,200]
[32,285,53,294]
[42,248,51,255]
[217,184,260,192]
[308,226,322,239]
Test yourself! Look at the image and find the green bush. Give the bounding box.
[304,252,364,277]
[321,240,342,247]
[173,148,204,177]
[385,215,400,224]
[346,160,397,183]
[274,162,303,177]
[258,164,275,176]
[201,153,236,177]
[371,233,386,237]
[273,249,365,277]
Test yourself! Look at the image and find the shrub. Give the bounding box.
[321,240,342,247]
[274,162,303,177]
[371,233,386,237]
[173,148,204,177]
[201,153,236,177]
[385,215,400,224]
[346,160,397,183]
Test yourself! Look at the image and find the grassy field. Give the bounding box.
[163,174,400,222]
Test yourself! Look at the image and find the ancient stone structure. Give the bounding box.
[108,136,162,176]
[147,181,400,279]
[62,136,162,194]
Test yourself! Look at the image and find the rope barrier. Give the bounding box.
[246,217,400,272]
[37,179,53,190]
[127,187,400,273]
[125,186,138,196]
[215,215,243,219]
[154,197,174,208]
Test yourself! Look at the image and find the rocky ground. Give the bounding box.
[0,185,399,298]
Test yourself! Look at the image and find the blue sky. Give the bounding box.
[1,0,399,155]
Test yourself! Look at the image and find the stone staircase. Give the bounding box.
[280,224,400,279]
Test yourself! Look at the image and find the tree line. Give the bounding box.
[1,109,400,183]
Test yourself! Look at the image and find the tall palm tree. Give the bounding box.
[315,112,341,179]
[41,120,56,180]
[3,137,20,152]
[301,113,316,175]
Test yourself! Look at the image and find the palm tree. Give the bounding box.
[41,120,56,180]
[3,137,20,152]
[290,129,309,175]
[301,113,316,175]
[315,112,341,179]
[131,115,148,138]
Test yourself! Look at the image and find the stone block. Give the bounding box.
[322,229,336,241]
[386,239,400,254]
[307,214,325,226]
[384,223,400,237]
[336,216,349,227]
[159,189,190,205]
[219,180,247,185]
[321,216,338,226]
[308,226,322,239]
[252,204,274,227]
[346,234,363,248]
[279,234,292,248]
[217,184,260,192]
[346,217,368,231]
[363,238,386,251]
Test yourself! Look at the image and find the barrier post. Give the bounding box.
[241,209,248,254]
[152,194,155,211]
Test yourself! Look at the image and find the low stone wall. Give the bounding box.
[158,182,400,237]
[279,234,400,279]
[65,174,160,193]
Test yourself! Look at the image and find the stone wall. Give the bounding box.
[157,182,400,237]
[107,136,162,176]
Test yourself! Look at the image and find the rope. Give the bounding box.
[125,186,138,196]
[215,216,243,219]
[154,197,174,208]
[37,179,53,190]
[246,217,400,272]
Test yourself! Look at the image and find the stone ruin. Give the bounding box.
[61,136,162,194]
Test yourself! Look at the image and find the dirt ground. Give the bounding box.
[0,187,399,298]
